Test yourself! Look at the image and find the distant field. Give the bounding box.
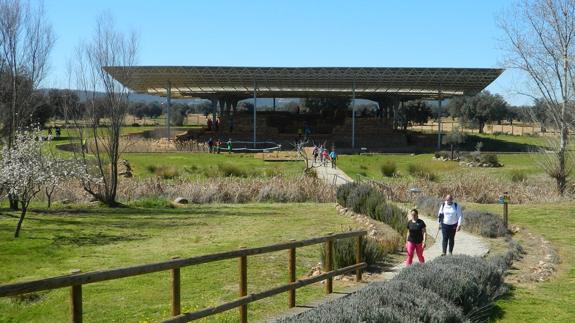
[0,203,357,322]
[125,152,305,178]
[337,153,544,182]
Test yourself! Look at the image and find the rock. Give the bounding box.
[174,197,188,204]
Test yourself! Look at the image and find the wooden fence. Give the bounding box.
[0,230,367,323]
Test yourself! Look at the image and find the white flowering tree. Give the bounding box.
[0,130,99,237]
[43,156,91,208]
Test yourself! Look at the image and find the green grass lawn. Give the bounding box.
[0,203,357,322]
[467,202,575,322]
[337,153,544,182]
[125,152,305,178]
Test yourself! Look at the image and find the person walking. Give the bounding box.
[438,194,463,256]
[312,145,319,163]
[227,138,233,154]
[207,137,214,153]
[405,209,426,266]
[321,149,329,167]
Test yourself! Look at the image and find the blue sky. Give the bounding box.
[43,0,528,105]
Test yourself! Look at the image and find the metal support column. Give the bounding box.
[166,82,171,138]
[253,80,257,148]
[212,99,217,127]
[273,97,276,111]
[351,81,356,149]
[437,90,443,150]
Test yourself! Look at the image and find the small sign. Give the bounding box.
[499,195,510,204]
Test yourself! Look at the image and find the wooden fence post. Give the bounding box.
[239,247,248,323]
[171,257,181,316]
[325,234,333,294]
[355,235,363,282]
[288,240,296,308]
[69,269,82,323]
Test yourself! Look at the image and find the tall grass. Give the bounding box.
[49,176,336,204]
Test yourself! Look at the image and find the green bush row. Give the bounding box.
[278,255,511,323]
[337,183,407,236]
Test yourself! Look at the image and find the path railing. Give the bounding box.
[0,230,367,323]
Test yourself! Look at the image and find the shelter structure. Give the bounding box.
[104,66,503,149]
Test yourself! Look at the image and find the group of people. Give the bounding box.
[45,126,62,141]
[207,137,232,154]
[206,117,220,132]
[405,194,463,266]
[312,145,337,168]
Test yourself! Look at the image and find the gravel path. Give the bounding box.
[265,163,490,322]
[315,162,490,276]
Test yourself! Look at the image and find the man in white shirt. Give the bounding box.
[437,194,463,256]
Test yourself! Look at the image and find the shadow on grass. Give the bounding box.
[0,204,286,231]
[406,133,542,152]
[52,232,148,246]
[488,283,515,321]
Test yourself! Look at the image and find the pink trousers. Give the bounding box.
[405,241,425,265]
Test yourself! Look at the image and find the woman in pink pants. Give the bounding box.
[405,209,427,266]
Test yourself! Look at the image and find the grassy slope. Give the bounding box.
[0,203,356,322]
[468,202,575,322]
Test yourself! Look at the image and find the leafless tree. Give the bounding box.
[0,0,54,147]
[71,13,138,206]
[0,0,53,210]
[499,0,575,194]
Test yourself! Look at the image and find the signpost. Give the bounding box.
[499,192,510,229]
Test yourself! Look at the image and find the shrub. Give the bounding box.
[129,197,171,208]
[153,166,179,179]
[434,151,451,159]
[278,279,466,323]
[396,255,505,316]
[264,167,283,177]
[510,169,528,182]
[407,163,438,181]
[217,163,248,177]
[336,182,356,205]
[380,161,397,177]
[480,153,499,165]
[184,165,199,174]
[372,203,407,236]
[364,189,382,218]
[146,165,157,174]
[320,237,386,270]
[464,210,507,238]
[346,184,373,213]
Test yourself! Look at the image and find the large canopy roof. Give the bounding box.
[103,66,503,100]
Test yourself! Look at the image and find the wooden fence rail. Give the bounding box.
[0,230,367,323]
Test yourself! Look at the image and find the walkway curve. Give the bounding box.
[314,161,490,278]
[266,162,491,322]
